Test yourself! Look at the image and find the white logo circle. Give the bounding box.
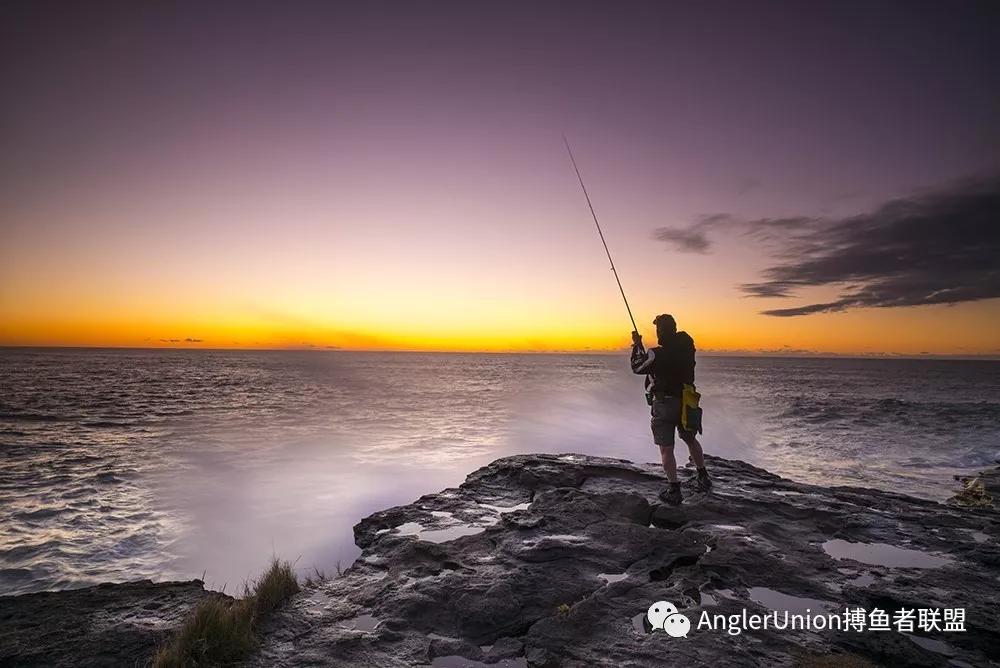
[646,600,678,629]
[646,600,691,638]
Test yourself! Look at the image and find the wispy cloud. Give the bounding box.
[654,175,1000,316]
[652,214,734,254]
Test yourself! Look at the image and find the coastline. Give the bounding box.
[3,454,998,666]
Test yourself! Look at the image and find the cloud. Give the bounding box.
[745,176,1000,316]
[184,337,204,343]
[656,175,1000,316]
[652,214,734,254]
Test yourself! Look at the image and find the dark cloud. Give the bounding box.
[184,338,203,343]
[656,175,1000,316]
[745,176,999,316]
[652,214,734,254]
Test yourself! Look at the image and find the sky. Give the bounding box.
[1,1,998,355]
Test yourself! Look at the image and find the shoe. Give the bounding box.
[658,483,683,506]
[695,470,713,493]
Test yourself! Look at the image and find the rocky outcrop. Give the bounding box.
[0,579,221,667]
[255,454,1000,667]
[3,455,998,667]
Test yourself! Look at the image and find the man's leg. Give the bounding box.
[681,432,712,491]
[652,400,683,505]
[680,432,705,469]
[659,444,678,482]
[658,443,683,505]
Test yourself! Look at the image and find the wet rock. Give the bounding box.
[4,455,997,666]
[0,579,220,667]
[255,454,1000,666]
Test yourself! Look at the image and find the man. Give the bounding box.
[630,314,710,505]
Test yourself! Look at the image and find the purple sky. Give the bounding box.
[2,1,998,353]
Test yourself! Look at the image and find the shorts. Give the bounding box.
[650,396,695,447]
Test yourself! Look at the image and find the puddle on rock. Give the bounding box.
[748,587,835,614]
[395,521,424,535]
[710,524,744,531]
[598,572,627,584]
[394,521,485,544]
[703,588,735,604]
[904,633,958,657]
[631,611,651,634]
[521,534,587,548]
[478,501,531,514]
[960,528,990,544]
[338,614,381,631]
[822,539,953,568]
[306,590,332,608]
[848,573,876,587]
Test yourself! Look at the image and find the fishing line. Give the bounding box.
[563,135,639,336]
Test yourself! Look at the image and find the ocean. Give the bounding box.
[1,348,998,596]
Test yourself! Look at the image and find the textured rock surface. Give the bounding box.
[3,456,998,667]
[254,454,1000,667]
[0,579,220,667]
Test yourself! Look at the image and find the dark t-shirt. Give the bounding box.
[630,331,696,396]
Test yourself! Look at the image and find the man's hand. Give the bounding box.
[631,330,642,345]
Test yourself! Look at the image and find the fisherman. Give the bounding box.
[631,314,710,505]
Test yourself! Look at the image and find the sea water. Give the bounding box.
[1,348,997,594]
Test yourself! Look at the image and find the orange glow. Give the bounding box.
[2,158,997,356]
[2,290,998,355]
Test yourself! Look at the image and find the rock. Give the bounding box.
[255,454,1000,667]
[979,466,1000,497]
[4,454,998,666]
[486,636,524,660]
[0,579,221,667]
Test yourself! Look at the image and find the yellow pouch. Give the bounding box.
[681,384,703,433]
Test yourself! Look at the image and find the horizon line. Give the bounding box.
[1,344,998,362]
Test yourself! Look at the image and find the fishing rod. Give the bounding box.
[562,135,640,340]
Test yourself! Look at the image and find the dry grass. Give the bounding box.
[302,560,342,588]
[153,558,299,667]
[948,476,994,508]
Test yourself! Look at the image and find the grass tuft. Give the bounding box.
[153,558,300,667]
[948,476,993,508]
[250,558,299,618]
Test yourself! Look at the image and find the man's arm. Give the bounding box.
[630,332,654,374]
